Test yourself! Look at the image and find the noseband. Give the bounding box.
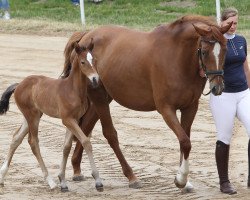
[198,39,224,95]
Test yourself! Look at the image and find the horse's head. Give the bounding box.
[74,39,99,88]
[193,22,232,96]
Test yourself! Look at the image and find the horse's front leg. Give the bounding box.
[177,102,199,192]
[87,85,141,189]
[159,105,191,189]
[62,118,103,192]
[72,104,99,181]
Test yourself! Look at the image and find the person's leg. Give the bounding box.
[210,93,237,194]
[235,89,250,187]
[1,0,10,20]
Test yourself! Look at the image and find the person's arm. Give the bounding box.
[244,57,250,88]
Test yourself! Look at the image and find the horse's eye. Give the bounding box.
[202,51,208,56]
[81,61,85,65]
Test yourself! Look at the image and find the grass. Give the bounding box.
[1,0,250,36]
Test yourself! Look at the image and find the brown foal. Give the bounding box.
[0,40,103,191]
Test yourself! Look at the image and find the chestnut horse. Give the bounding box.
[0,41,103,191]
[62,15,232,191]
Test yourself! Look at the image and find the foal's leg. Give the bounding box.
[71,105,99,181]
[62,118,103,191]
[58,129,73,192]
[0,118,29,186]
[158,105,192,189]
[26,115,57,189]
[87,86,141,188]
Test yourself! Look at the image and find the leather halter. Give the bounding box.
[198,39,224,95]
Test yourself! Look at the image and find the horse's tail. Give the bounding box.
[0,83,18,115]
[60,31,88,79]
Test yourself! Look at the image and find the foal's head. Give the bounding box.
[74,40,99,88]
[193,22,232,95]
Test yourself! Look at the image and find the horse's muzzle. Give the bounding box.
[90,76,99,88]
[211,83,224,96]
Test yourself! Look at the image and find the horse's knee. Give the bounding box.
[180,137,191,159]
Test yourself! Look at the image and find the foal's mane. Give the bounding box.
[60,31,88,79]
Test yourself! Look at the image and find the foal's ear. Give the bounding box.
[74,42,86,54]
[193,24,211,36]
[87,38,94,52]
[220,21,233,34]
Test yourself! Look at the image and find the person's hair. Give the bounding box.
[221,7,238,21]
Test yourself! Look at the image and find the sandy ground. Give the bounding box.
[0,33,250,200]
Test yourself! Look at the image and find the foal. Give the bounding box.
[0,41,103,191]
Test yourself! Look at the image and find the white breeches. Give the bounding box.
[209,89,250,144]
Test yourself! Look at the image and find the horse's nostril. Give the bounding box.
[92,77,99,88]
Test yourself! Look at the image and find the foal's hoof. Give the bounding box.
[61,186,69,192]
[0,183,4,187]
[129,180,142,189]
[174,177,186,188]
[72,174,85,181]
[96,182,104,192]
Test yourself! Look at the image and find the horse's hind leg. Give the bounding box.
[27,115,57,189]
[87,86,141,189]
[62,118,103,191]
[0,118,29,186]
[71,104,99,181]
[58,129,73,192]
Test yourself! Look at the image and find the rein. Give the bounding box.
[198,39,224,96]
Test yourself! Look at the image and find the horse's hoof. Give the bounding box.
[174,177,186,188]
[96,182,104,192]
[0,183,4,187]
[61,186,69,192]
[129,180,142,189]
[72,175,85,181]
[181,181,194,193]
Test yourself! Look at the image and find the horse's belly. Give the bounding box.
[104,83,156,111]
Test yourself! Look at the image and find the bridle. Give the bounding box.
[198,39,224,95]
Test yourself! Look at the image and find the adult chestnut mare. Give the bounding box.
[62,15,232,191]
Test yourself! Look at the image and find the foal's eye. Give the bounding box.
[81,61,85,65]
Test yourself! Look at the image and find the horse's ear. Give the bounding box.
[87,38,94,52]
[74,42,81,54]
[192,24,211,36]
[219,21,233,34]
[74,42,86,54]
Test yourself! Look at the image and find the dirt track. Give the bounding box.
[0,33,249,200]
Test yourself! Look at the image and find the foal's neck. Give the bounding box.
[67,59,88,97]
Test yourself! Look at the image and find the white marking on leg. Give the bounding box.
[176,158,189,186]
[46,176,57,189]
[0,161,9,185]
[213,42,221,70]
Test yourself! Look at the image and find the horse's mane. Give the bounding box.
[167,15,225,43]
[170,14,218,27]
[60,31,88,79]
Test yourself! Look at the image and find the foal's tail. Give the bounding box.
[0,83,18,115]
[60,31,88,78]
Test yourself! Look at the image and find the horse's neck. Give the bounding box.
[67,61,87,97]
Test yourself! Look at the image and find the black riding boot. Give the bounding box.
[248,139,250,187]
[215,141,237,194]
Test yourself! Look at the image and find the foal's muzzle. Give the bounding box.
[88,75,99,88]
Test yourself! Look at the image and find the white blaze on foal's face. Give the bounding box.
[87,52,93,66]
[213,42,221,70]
